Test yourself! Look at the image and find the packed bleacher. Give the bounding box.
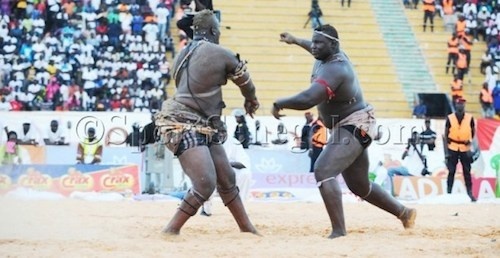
[0,0,177,113]
[432,0,500,118]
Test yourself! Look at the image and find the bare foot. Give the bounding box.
[241,227,262,236]
[327,231,347,239]
[399,208,417,229]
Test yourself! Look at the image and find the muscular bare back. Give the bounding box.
[173,40,241,117]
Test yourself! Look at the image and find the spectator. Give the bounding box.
[419,118,437,152]
[0,96,10,111]
[444,98,476,202]
[1,130,21,165]
[44,120,68,145]
[76,127,102,164]
[492,83,500,117]
[300,112,314,150]
[479,82,494,118]
[17,121,40,145]
[176,0,213,39]
[126,123,142,147]
[308,117,327,173]
[233,109,251,149]
[446,32,459,74]
[422,0,435,32]
[412,98,427,119]
[450,75,464,107]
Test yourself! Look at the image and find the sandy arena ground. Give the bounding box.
[0,197,499,258]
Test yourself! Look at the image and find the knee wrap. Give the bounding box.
[217,185,240,206]
[360,182,373,199]
[178,188,208,216]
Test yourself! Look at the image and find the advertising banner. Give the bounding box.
[0,164,140,196]
[392,176,496,200]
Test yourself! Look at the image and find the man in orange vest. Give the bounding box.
[444,98,476,202]
[450,74,463,106]
[456,47,468,81]
[479,82,494,118]
[446,32,459,74]
[423,0,436,32]
[308,117,327,172]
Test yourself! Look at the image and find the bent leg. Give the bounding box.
[314,127,364,238]
[162,146,217,235]
[210,144,258,234]
[342,150,416,229]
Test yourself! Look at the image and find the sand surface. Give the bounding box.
[0,197,499,258]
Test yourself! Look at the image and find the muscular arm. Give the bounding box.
[274,62,345,111]
[293,38,313,54]
[280,32,312,54]
[274,84,327,110]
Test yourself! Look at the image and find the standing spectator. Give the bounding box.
[309,117,327,173]
[444,98,476,202]
[341,0,351,8]
[176,0,213,39]
[126,123,141,147]
[307,0,323,29]
[300,112,314,150]
[450,75,464,107]
[156,1,170,41]
[455,47,469,81]
[446,32,459,74]
[422,0,436,32]
[419,118,437,151]
[479,82,494,118]
[412,98,427,118]
[492,83,500,117]
[233,109,250,149]
[459,32,473,69]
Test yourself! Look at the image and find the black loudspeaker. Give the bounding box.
[417,93,453,118]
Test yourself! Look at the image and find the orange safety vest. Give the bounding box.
[423,0,436,12]
[456,52,467,69]
[460,36,472,51]
[447,113,473,152]
[448,37,459,54]
[451,79,463,97]
[311,120,327,148]
[456,20,466,37]
[443,0,454,15]
[480,89,493,103]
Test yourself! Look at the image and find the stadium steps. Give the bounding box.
[371,0,437,109]
[169,0,409,118]
[403,7,483,117]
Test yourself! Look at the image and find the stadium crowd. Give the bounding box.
[0,0,177,113]
[430,0,500,118]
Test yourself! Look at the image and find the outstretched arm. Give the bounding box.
[280,32,312,54]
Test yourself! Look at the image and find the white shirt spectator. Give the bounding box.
[0,99,11,111]
[143,23,159,43]
[463,2,477,16]
[156,5,169,25]
[37,70,51,85]
[59,84,69,102]
[45,124,67,144]
[17,124,41,144]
